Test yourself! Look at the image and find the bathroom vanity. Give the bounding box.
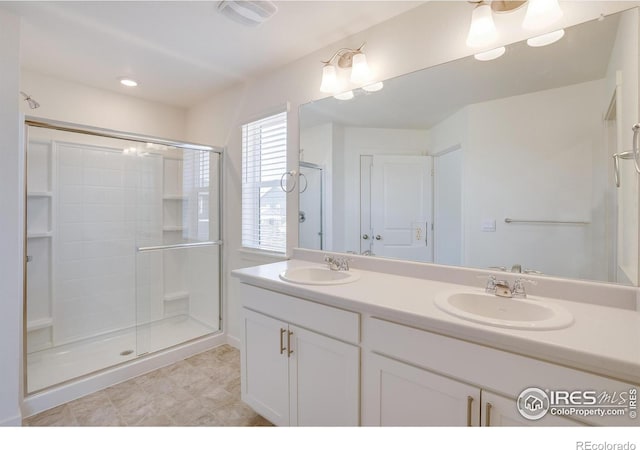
[232,251,640,427]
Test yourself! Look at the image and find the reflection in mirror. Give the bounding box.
[299,8,639,286]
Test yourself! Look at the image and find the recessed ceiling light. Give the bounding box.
[120,78,138,87]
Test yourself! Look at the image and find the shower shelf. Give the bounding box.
[163,195,187,201]
[163,291,189,302]
[27,318,53,332]
[27,232,53,239]
[162,226,184,232]
[27,191,53,198]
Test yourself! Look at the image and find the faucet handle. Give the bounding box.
[511,278,537,298]
[480,275,498,293]
[488,266,507,272]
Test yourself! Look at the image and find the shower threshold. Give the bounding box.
[26,315,216,393]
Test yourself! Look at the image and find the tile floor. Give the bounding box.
[23,345,273,427]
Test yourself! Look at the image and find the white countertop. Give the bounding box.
[233,259,640,384]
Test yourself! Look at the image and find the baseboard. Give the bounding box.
[226,334,240,349]
[0,414,22,427]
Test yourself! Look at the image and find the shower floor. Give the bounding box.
[27,315,217,393]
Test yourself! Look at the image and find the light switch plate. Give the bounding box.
[481,219,496,232]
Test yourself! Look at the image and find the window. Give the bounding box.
[242,111,287,253]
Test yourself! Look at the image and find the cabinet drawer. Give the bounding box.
[240,283,359,344]
[365,317,637,426]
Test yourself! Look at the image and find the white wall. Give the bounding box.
[0,8,23,426]
[21,70,187,140]
[446,80,604,280]
[186,1,640,345]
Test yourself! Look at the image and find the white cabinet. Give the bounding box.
[364,353,585,427]
[240,284,360,426]
[363,353,479,426]
[481,391,583,427]
[243,309,290,425]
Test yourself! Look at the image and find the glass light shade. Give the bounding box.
[362,81,384,92]
[474,46,506,61]
[350,52,371,84]
[320,64,338,93]
[523,0,563,31]
[466,3,498,48]
[527,29,565,47]
[334,90,354,101]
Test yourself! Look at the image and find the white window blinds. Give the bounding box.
[241,111,287,253]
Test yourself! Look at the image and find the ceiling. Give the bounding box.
[300,12,620,130]
[1,1,423,108]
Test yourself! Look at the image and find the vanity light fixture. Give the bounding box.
[466,2,499,48]
[320,43,374,95]
[120,78,138,87]
[466,0,565,56]
[522,0,563,31]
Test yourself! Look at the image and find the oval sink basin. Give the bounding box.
[434,291,573,330]
[279,267,360,285]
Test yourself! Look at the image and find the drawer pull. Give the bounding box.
[486,402,492,427]
[287,330,294,357]
[279,328,286,355]
[467,396,474,427]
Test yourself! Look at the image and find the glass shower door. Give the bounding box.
[135,146,221,356]
[24,121,221,394]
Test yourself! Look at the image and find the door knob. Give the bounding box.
[375,235,382,240]
[362,234,369,240]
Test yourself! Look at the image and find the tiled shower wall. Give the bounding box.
[55,143,162,344]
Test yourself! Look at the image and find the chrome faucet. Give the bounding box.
[511,264,522,273]
[484,276,536,299]
[324,255,351,271]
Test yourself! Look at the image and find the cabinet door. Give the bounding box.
[363,353,480,426]
[242,309,290,426]
[289,325,360,426]
[482,391,584,426]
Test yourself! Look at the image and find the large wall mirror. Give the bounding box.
[298,8,640,286]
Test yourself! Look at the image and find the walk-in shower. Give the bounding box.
[24,118,222,394]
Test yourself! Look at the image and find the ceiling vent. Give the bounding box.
[217,1,278,26]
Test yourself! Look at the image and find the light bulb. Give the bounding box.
[523,0,563,31]
[527,29,565,47]
[466,3,498,48]
[474,46,506,61]
[350,52,371,84]
[320,64,338,93]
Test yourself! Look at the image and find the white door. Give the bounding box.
[242,309,290,426]
[288,325,359,426]
[434,147,463,266]
[362,353,480,426]
[370,155,433,262]
[481,391,584,427]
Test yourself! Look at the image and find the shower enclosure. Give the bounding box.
[24,119,222,393]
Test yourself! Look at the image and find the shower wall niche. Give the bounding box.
[25,122,222,393]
